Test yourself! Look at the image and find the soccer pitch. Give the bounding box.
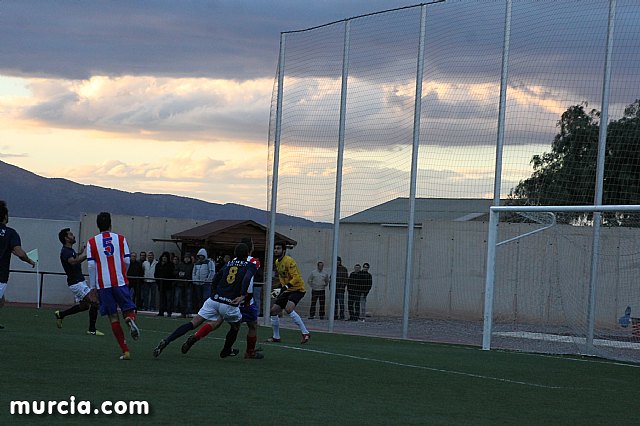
[0,305,638,425]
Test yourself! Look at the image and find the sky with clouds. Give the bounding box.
[1,1,639,222]
[0,0,412,211]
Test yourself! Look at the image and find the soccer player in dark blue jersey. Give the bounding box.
[0,200,36,329]
[55,228,103,335]
[153,243,256,358]
[178,237,265,359]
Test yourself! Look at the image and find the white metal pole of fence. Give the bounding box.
[482,204,640,351]
[402,4,427,339]
[482,0,512,349]
[586,0,616,353]
[482,207,500,350]
[329,19,351,333]
[264,32,286,324]
[492,0,511,209]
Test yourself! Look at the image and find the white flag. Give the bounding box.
[27,249,39,263]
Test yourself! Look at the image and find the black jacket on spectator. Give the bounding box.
[127,260,143,283]
[336,265,349,292]
[360,271,373,295]
[348,270,371,294]
[155,260,175,282]
[175,260,194,287]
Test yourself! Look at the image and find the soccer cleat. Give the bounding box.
[301,333,310,344]
[220,348,240,358]
[181,335,199,354]
[119,351,131,360]
[125,317,140,340]
[153,339,168,358]
[55,310,63,328]
[86,330,105,336]
[244,351,265,359]
[266,337,281,343]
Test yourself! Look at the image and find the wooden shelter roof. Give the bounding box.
[170,219,296,250]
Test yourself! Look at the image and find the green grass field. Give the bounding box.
[0,305,639,425]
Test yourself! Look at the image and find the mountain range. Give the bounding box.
[0,160,320,226]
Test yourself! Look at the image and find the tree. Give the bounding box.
[509,100,640,226]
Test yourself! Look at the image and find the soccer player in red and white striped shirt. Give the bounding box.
[87,212,140,360]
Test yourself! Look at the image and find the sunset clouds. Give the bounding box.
[1,1,639,221]
[20,76,272,141]
[0,0,413,212]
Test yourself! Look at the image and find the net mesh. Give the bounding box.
[492,208,640,364]
[266,1,640,363]
[505,0,640,208]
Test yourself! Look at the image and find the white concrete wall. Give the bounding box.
[5,218,79,305]
[78,213,207,259]
[5,214,206,305]
[6,215,639,329]
[278,221,640,328]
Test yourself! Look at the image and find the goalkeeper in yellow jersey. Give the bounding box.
[267,241,310,344]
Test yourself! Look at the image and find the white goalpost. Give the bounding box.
[483,204,640,363]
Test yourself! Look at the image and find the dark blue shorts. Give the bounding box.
[240,303,258,323]
[98,285,136,316]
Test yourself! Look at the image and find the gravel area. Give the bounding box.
[275,315,640,363]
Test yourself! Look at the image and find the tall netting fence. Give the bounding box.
[267,0,640,363]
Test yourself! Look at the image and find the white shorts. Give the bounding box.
[197,298,242,323]
[69,281,92,303]
[0,282,7,299]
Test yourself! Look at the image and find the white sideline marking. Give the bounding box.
[494,331,640,350]
[273,345,572,389]
[144,326,582,389]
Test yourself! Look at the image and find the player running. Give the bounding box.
[55,228,103,336]
[171,237,264,359]
[87,212,140,360]
[153,243,257,359]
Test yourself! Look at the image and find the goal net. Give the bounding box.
[484,205,640,364]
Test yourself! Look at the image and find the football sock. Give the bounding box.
[167,322,194,343]
[289,311,309,334]
[88,305,98,332]
[111,321,129,353]
[223,326,240,351]
[194,323,214,340]
[270,316,280,339]
[246,335,257,354]
[60,304,83,319]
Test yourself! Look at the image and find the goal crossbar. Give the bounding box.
[490,205,640,213]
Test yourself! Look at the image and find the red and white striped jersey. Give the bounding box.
[242,255,261,306]
[248,256,260,269]
[87,231,130,289]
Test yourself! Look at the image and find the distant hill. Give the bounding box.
[0,160,322,226]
